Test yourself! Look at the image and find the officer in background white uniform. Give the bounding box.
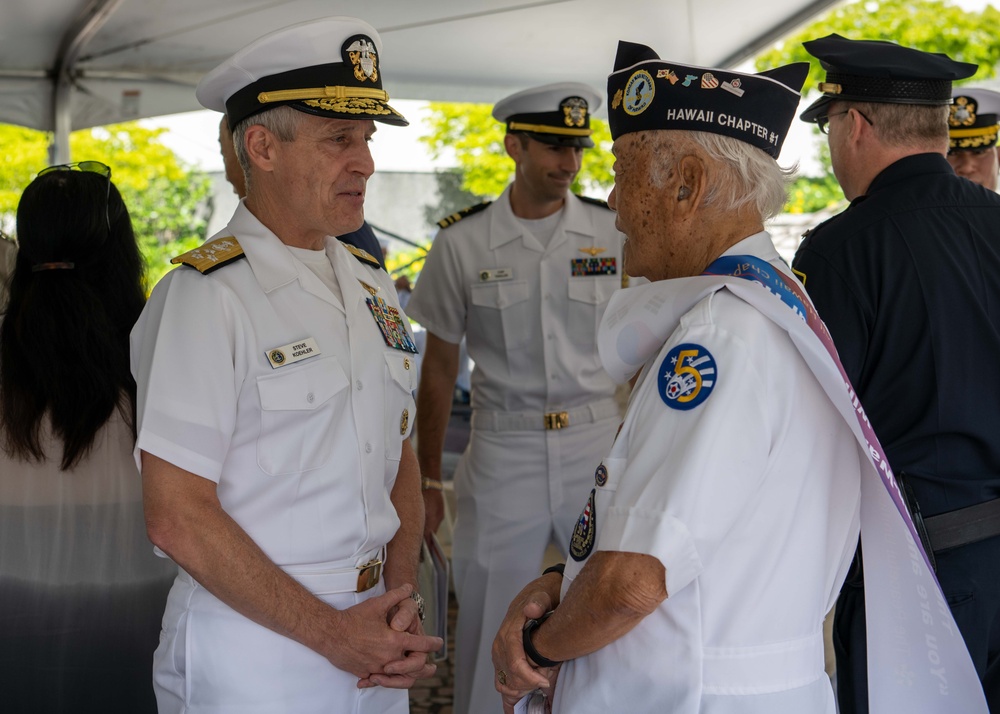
[947,87,1000,191]
[131,17,441,714]
[491,43,863,714]
[406,82,628,714]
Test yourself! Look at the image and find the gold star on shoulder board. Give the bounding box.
[579,247,607,257]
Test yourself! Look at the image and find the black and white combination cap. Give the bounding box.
[949,87,1000,151]
[492,82,602,148]
[799,33,978,123]
[606,40,808,158]
[196,16,407,128]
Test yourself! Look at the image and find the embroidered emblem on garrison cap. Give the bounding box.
[624,70,655,116]
[595,464,608,487]
[570,489,597,561]
[658,343,717,410]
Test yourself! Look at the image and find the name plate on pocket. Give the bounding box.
[266,337,321,369]
[479,268,513,282]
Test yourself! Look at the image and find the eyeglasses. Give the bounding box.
[817,108,874,135]
[37,161,112,231]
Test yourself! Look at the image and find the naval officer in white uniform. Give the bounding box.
[406,83,629,714]
[491,42,863,714]
[131,17,441,713]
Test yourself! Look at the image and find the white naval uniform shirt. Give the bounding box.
[553,233,862,714]
[406,186,626,413]
[130,202,416,712]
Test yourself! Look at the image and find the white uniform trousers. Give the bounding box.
[153,570,408,714]
[452,416,617,714]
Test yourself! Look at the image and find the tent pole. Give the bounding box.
[47,0,124,164]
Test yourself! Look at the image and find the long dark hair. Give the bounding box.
[0,169,145,469]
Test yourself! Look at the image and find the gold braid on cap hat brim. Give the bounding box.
[257,86,389,104]
[507,121,592,137]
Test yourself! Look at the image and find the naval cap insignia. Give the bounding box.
[561,96,589,127]
[344,35,378,82]
[950,96,976,127]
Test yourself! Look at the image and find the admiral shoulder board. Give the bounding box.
[575,194,612,210]
[340,241,383,269]
[437,201,493,229]
[171,236,246,274]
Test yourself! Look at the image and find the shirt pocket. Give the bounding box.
[469,279,532,350]
[566,277,619,350]
[384,351,417,463]
[256,356,349,476]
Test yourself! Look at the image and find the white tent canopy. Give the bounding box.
[0,0,839,162]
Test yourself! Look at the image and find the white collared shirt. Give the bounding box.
[407,186,627,413]
[553,232,860,714]
[130,203,417,567]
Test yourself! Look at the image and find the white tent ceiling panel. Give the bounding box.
[0,0,837,133]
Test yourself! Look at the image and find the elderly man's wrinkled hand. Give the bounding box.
[492,586,555,698]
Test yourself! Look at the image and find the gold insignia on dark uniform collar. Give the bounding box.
[341,242,382,268]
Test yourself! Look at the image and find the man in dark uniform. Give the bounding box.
[794,34,1000,713]
[947,87,1000,191]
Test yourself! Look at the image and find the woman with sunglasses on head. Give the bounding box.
[0,164,176,713]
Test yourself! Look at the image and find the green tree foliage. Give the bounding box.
[756,0,1000,91]
[0,122,211,290]
[420,102,615,201]
[756,0,1000,213]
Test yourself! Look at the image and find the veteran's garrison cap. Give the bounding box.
[493,82,602,148]
[800,33,978,123]
[606,40,808,158]
[196,16,407,128]
[949,88,1000,151]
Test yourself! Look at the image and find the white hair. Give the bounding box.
[650,130,796,221]
[231,106,304,194]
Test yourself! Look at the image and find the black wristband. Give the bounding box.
[522,611,561,668]
[542,563,565,577]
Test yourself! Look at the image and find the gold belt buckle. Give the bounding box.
[356,557,383,593]
[544,411,569,430]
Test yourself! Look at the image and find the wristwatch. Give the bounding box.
[410,590,426,622]
[522,611,561,668]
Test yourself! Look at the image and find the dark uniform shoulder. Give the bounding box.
[339,240,384,270]
[575,194,612,210]
[437,201,493,229]
[170,236,246,274]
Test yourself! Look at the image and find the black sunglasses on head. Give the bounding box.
[37,161,113,231]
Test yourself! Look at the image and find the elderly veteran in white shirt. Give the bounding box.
[131,16,440,714]
[491,41,865,714]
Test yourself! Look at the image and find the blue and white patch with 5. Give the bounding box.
[658,343,717,410]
